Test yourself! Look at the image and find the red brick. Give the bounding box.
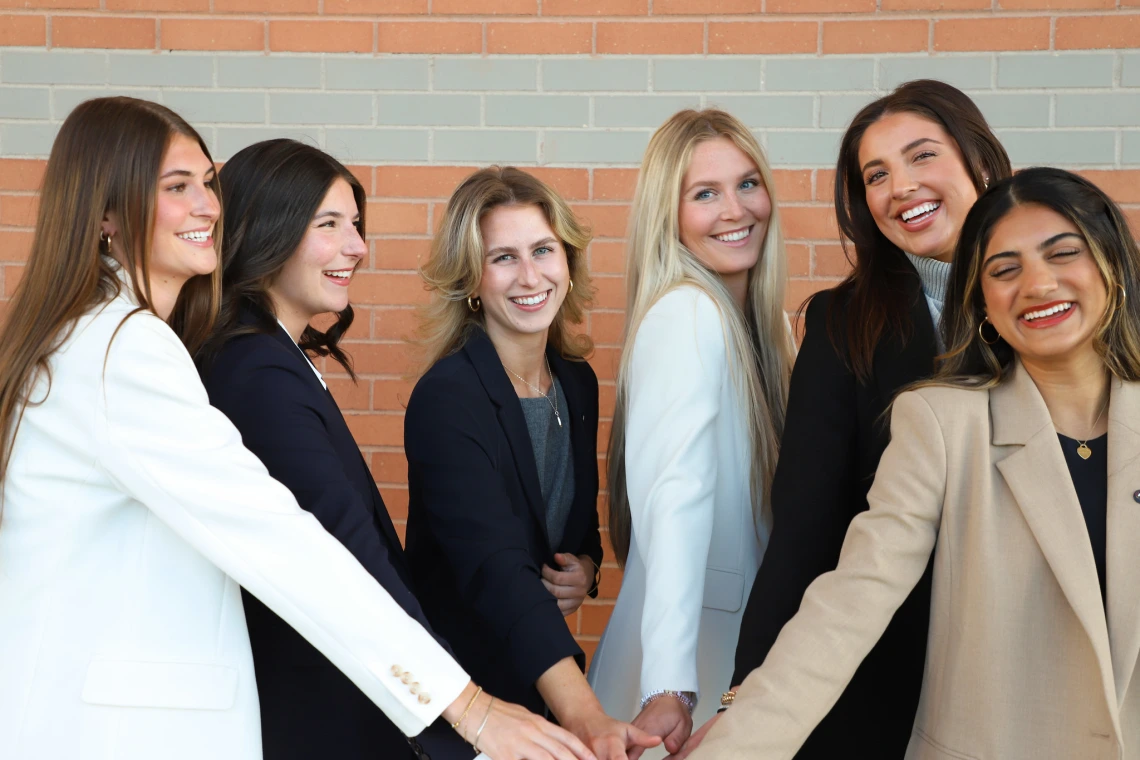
[433,0,536,13]
[589,309,625,344]
[880,0,991,8]
[784,277,835,313]
[367,202,430,235]
[161,19,263,51]
[324,0,425,13]
[1078,170,1140,204]
[596,21,703,54]
[593,172,638,204]
[0,161,45,192]
[270,20,372,52]
[0,13,46,45]
[373,377,417,410]
[572,204,629,239]
[370,451,411,484]
[217,0,316,11]
[596,565,623,599]
[543,0,646,14]
[823,20,929,54]
[655,0,759,12]
[380,487,409,520]
[0,195,37,227]
[786,242,810,277]
[0,0,96,7]
[1056,14,1140,49]
[352,272,430,306]
[325,376,371,411]
[814,243,853,277]
[999,0,1113,7]
[348,341,416,376]
[527,168,590,201]
[771,169,812,203]
[487,21,592,54]
[709,21,817,54]
[5,263,25,296]
[579,603,612,635]
[0,231,32,263]
[53,16,155,49]
[781,206,839,241]
[378,22,481,53]
[107,0,206,9]
[934,17,1050,51]
[815,170,837,203]
[766,0,875,11]
[374,238,430,271]
[589,277,625,311]
[589,241,626,274]
[376,166,472,199]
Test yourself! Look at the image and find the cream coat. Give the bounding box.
[696,361,1140,760]
[0,283,468,760]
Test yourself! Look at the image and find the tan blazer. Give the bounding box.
[696,361,1140,760]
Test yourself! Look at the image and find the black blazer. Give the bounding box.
[403,328,603,715]
[732,270,937,759]
[201,307,472,760]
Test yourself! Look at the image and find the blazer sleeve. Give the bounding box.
[572,362,604,577]
[693,390,946,760]
[211,352,444,649]
[92,313,468,737]
[625,289,725,699]
[732,292,859,686]
[404,374,582,688]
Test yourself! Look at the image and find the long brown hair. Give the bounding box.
[415,166,594,373]
[831,79,1011,380]
[198,139,362,377]
[928,167,1140,389]
[0,97,221,496]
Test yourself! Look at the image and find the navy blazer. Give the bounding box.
[732,269,937,759]
[403,328,603,715]
[201,307,472,760]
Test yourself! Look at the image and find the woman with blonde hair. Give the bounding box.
[404,166,658,760]
[587,109,795,756]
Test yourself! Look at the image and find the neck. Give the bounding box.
[486,322,550,395]
[268,293,311,343]
[722,270,748,311]
[1021,350,1111,440]
[130,261,185,321]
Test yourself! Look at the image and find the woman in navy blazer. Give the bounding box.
[198,141,595,760]
[405,167,657,760]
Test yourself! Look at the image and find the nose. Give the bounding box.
[1023,259,1059,299]
[890,166,918,200]
[345,224,367,260]
[196,181,221,223]
[721,190,745,221]
[517,254,540,288]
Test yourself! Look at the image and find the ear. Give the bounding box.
[101,210,121,239]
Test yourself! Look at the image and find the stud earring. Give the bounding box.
[978,317,1000,346]
[467,295,481,312]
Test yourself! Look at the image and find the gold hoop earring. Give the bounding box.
[978,317,1000,346]
[1118,284,1127,305]
[568,279,574,294]
[100,230,113,250]
[467,295,481,312]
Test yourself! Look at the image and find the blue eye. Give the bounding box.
[694,189,714,201]
[535,246,552,255]
[865,171,886,185]
[740,179,759,190]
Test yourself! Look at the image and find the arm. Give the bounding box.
[691,391,947,759]
[94,314,465,736]
[732,292,859,686]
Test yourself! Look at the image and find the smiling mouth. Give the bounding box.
[713,226,751,243]
[1021,301,1074,322]
[509,290,550,307]
[323,270,351,280]
[176,230,211,243]
[899,201,941,223]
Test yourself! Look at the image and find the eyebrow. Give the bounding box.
[313,210,360,221]
[983,231,1085,265]
[682,169,761,196]
[486,236,558,257]
[860,137,944,174]
[159,167,216,181]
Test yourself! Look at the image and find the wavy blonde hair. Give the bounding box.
[415,166,594,373]
[608,109,795,566]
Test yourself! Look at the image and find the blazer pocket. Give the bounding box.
[702,568,744,612]
[912,727,981,760]
[82,660,238,710]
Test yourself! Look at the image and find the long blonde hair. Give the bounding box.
[608,109,795,566]
[416,166,594,372]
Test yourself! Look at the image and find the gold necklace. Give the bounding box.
[503,355,561,428]
[1075,395,1109,460]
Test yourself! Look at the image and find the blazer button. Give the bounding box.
[410,682,421,695]
[418,693,431,705]
[1134,490,1140,503]
[401,672,413,684]
[391,665,403,677]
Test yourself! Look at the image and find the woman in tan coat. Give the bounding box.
[684,167,1140,760]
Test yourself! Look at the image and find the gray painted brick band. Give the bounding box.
[1,52,107,85]
[765,131,843,167]
[164,90,264,125]
[543,130,649,164]
[594,95,700,128]
[997,129,1115,165]
[543,59,648,92]
[998,53,1115,89]
[653,59,762,92]
[1123,131,1140,164]
[819,94,873,129]
[1123,54,1140,88]
[767,58,874,92]
[326,58,429,91]
[110,54,212,87]
[0,88,50,120]
[970,93,1051,128]
[51,87,162,120]
[215,126,322,160]
[711,94,814,128]
[271,92,372,126]
[435,58,537,92]
[327,128,429,162]
[218,56,321,89]
[435,130,537,163]
[878,56,991,91]
[2,122,60,156]
[377,94,480,126]
[1057,94,1140,128]
[486,95,588,127]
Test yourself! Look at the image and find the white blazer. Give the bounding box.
[0,279,468,760]
[588,286,767,730]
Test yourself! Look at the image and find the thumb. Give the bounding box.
[628,724,662,749]
[663,720,690,755]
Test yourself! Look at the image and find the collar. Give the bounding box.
[275,317,327,390]
[903,252,951,306]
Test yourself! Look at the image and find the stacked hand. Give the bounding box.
[562,706,662,760]
[445,683,596,760]
[667,713,719,759]
[542,553,595,616]
[629,694,693,759]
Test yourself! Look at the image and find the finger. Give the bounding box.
[543,567,578,586]
[663,718,692,755]
[555,552,581,569]
[545,583,578,599]
[626,747,646,760]
[541,564,561,582]
[541,578,559,595]
[627,724,662,749]
[542,723,597,760]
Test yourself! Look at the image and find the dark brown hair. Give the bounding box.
[829,79,1012,380]
[0,96,220,497]
[198,139,363,378]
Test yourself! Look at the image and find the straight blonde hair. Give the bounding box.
[415,166,594,373]
[608,109,795,566]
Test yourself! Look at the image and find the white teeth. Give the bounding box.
[900,202,940,222]
[177,231,209,242]
[323,271,350,279]
[714,228,749,242]
[510,292,549,306]
[1023,302,1073,321]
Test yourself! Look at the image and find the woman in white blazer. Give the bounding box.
[683,168,1140,760]
[0,97,593,760]
[586,109,795,757]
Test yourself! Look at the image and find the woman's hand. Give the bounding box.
[631,695,693,757]
[446,683,597,760]
[667,712,720,760]
[561,707,661,760]
[541,553,594,616]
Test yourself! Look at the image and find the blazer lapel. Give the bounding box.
[873,271,937,407]
[1104,379,1140,706]
[992,361,1117,713]
[463,330,550,554]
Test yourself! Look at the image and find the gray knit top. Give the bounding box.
[905,252,952,351]
[518,375,575,549]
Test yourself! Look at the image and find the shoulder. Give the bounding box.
[894,383,989,428]
[407,349,486,420]
[638,285,726,353]
[202,331,306,396]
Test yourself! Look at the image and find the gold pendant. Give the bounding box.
[1077,443,1092,460]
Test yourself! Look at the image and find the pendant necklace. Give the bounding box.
[503,355,562,428]
[1075,395,1109,460]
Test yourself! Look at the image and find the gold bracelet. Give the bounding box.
[450,685,482,730]
[587,560,602,596]
[473,696,496,752]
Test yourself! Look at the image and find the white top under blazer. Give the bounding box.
[588,285,768,731]
[0,275,468,760]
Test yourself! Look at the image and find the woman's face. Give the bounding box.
[269,178,367,325]
[859,111,979,263]
[147,133,221,286]
[980,203,1109,370]
[477,203,571,347]
[678,136,771,289]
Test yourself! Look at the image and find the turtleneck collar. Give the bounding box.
[904,252,951,308]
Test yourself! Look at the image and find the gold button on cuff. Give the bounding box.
[418,693,431,705]
[410,683,420,695]
[401,673,413,684]
[391,665,403,677]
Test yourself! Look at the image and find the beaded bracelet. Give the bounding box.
[640,689,697,714]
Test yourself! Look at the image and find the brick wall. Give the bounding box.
[2,2,1139,661]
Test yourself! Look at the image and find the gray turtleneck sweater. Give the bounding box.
[904,252,952,352]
